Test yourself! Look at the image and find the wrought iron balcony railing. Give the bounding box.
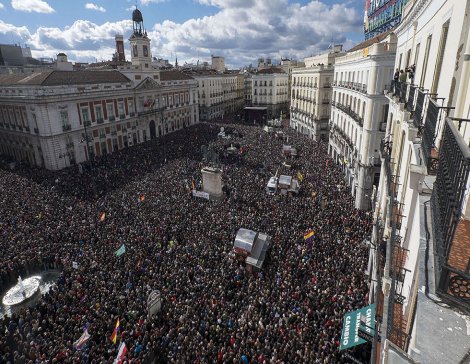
[421,97,443,175]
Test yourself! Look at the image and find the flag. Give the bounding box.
[297,171,303,182]
[115,244,126,257]
[99,212,106,221]
[110,319,120,344]
[113,342,127,364]
[73,329,91,350]
[303,231,314,241]
[139,194,145,202]
[191,180,196,190]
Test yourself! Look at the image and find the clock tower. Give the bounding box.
[129,7,151,66]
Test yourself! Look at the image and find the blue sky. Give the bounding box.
[0,0,365,67]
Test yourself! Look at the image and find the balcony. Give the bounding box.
[129,112,135,117]
[431,117,470,310]
[108,116,115,122]
[83,120,91,127]
[62,124,72,131]
[119,114,126,120]
[97,118,104,124]
[422,97,443,175]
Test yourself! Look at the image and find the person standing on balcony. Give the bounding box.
[393,69,399,82]
[399,70,407,83]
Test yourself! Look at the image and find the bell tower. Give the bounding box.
[129,7,151,66]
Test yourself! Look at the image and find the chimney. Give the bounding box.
[115,34,125,62]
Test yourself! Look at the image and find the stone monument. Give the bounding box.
[201,144,223,200]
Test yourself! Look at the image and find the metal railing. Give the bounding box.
[431,117,470,309]
[405,85,416,113]
[413,88,426,130]
[421,97,442,174]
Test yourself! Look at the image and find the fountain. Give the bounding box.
[2,275,41,306]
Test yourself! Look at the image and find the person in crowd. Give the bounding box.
[0,121,371,363]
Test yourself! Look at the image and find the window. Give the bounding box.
[143,45,149,57]
[81,108,90,122]
[128,100,134,114]
[107,103,115,119]
[95,105,103,121]
[133,45,138,57]
[60,110,69,127]
[413,43,420,67]
[118,102,125,117]
[420,35,432,88]
[431,21,449,95]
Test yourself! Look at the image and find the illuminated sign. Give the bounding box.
[364,0,409,40]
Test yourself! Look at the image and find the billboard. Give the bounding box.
[339,304,375,351]
[364,0,409,40]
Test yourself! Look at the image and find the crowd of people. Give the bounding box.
[0,120,372,363]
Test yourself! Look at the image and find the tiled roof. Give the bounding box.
[160,70,194,81]
[347,29,394,52]
[256,68,286,74]
[0,70,130,86]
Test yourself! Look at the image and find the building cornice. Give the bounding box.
[395,0,430,35]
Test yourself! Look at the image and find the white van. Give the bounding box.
[266,177,278,195]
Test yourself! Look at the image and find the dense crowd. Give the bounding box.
[0,121,371,363]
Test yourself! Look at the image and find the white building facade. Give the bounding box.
[186,71,244,121]
[252,68,289,119]
[329,32,396,210]
[367,1,470,363]
[0,8,199,171]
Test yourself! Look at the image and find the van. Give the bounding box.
[266,177,278,195]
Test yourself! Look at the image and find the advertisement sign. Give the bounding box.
[339,304,375,350]
[364,0,409,40]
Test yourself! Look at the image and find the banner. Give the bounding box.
[339,304,375,351]
[147,290,162,318]
[115,244,126,257]
[192,190,210,200]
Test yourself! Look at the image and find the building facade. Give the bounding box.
[290,47,344,141]
[184,71,244,121]
[329,32,396,210]
[367,0,470,363]
[0,8,199,171]
[252,68,289,119]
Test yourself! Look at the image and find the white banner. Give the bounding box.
[192,190,210,200]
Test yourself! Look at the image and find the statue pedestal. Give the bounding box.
[201,167,223,200]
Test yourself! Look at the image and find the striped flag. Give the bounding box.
[113,342,127,364]
[110,318,120,344]
[303,230,314,241]
[73,329,91,350]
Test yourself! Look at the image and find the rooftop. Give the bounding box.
[0,70,130,86]
[348,29,394,52]
[160,70,194,81]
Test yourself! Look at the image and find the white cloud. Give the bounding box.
[0,19,31,38]
[0,3,4,10]
[140,0,167,5]
[148,0,362,66]
[126,5,136,11]
[85,3,106,12]
[1,1,363,67]
[11,0,54,13]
